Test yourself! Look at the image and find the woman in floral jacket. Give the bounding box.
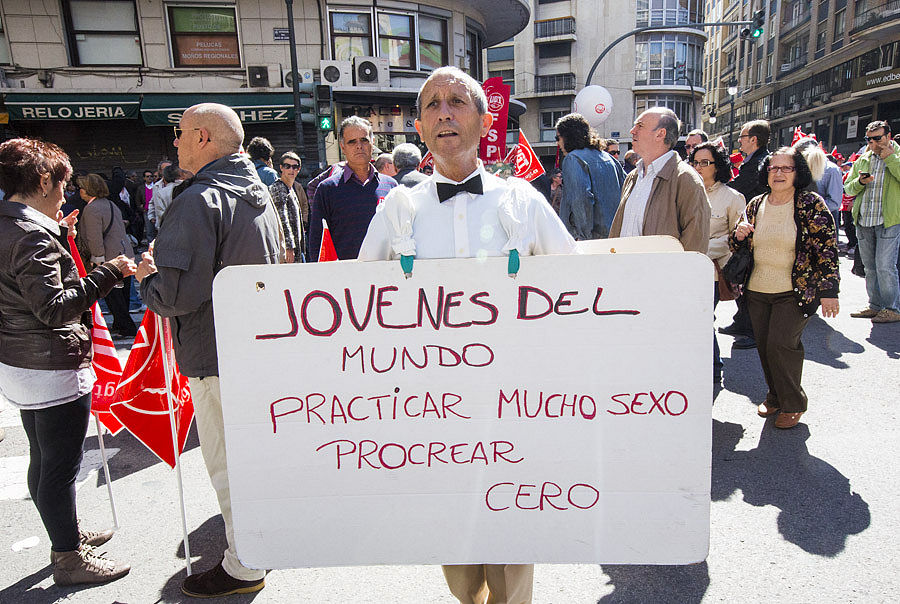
[730,146,839,429]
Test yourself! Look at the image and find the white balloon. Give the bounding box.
[573,86,614,127]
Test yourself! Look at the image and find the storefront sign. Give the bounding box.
[169,6,240,68]
[140,93,309,125]
[851,67,900,94]
[847,115,859,139]
[173,35,240,67]
[4,94,140,121]
[273,28,290,41]
[213,252,713,568]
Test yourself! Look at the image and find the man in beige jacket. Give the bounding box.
[609,107,710,253]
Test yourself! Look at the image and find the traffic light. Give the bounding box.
[315,84,334,131]
[751,9,765,38]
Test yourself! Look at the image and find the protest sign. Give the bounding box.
[212,252,713,569]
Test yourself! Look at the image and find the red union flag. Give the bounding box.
[110,312,193,469]
[479,77,510,164]
[503,131,546,182]
[318,219,339,262]
[418,150,435,171]
[67,236,124,434]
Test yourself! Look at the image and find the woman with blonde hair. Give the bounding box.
[78,173,137,337]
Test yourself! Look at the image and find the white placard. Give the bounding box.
[212,252,713,569]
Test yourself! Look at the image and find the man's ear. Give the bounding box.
[414,119,422,138]
[481,112,494,138]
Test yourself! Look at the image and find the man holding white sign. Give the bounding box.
[359,66,576,604]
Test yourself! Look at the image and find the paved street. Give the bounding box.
[0,254,897,604]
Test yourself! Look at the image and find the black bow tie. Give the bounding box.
[436,175,483,202]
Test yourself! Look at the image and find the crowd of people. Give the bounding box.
[0,64,898,602]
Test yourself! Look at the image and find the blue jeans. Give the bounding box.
[857,223,900,312]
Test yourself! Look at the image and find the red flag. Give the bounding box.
[503,131,545,182]
[110,312,194,469]
[68,236,125,434]
[791,126,805,145]
[318,219,338,262]
[418,151,434,171]
[479,77,511,163]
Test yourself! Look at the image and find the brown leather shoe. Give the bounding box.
[78,521,114,548]
[850,307,879,318]
[775,412,804,429]
[181,560,265,598]
[757,401,779,417]
[51,545,130,586]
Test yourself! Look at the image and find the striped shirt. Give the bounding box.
[858,154,885,227]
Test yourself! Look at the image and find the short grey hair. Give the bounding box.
[416,66,487,116]
[686,129,708,142]
[649,107,681,149]
[392,143,422,170]
[339,115,373,141]
[374,153,394,171]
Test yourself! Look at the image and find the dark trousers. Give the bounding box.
[730,292,754,337]
[842,210,858,249]
[746,290,811,413]
[105,276,136,335]
[20,393,92,552]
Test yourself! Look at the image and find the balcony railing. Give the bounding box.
[851,0,900,33]
[635,8,700,28]
[535,73,576,93]
[781,10,812,35]
[535,17,575,39]
[778,53,809,77]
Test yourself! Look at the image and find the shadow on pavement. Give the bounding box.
[720,350,767,403]
[803,315,865,368]
[866,324,900,359]
[83,424,200,488]
[598,561,709,603]
[158,516,263,603]
[712,419,870,556]
[0,564,106,603]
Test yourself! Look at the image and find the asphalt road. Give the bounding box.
[1,253,897,603]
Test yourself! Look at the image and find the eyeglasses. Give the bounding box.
[281,163,300,170]
[691,159,715,168]
[173,126,209,141]
[609,150,619,156]
[865,134,884,142]
[738,134,752,140]
[767,165,796,173]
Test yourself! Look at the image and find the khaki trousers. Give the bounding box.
[745,290,812,413]
[442,564,533,604]
[189,376,266,581]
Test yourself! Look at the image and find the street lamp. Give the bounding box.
[727,80,738,152]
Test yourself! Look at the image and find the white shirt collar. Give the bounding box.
[638,150,676,178]
[432,159,486,185]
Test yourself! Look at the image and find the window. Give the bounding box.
[486,46,515,62]
[488,69,515,94]
[331,10,446,71]
[64,0,142,66]
[537,42,572,59]
[378,13,413,68]
[834,10,845,39]
[331,11,374,61]
[418,15,447,70]
[167,6,239,68]
[540,109,568,142]
[0,15,9,65]
[466,31,483,79]
[634,93,696,131]
[634,32,703,86]
[816,25,827,54]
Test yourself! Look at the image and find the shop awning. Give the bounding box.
[140,93,312,126]
[3,93,141,121]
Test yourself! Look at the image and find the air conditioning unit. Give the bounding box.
[283,68,314,88]
[246,64,282,88]
[319,60,353,87]
[353,56,389,87]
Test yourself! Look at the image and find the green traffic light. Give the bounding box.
[751,27,763,38]
[318,116,333,131]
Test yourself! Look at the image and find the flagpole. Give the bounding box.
[157,314,192,576]
[93,416,119,529]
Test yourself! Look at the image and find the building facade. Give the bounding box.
[702,0,900,156]
[0,0,529,176]
[486,0,708,167]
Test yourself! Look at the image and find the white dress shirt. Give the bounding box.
[358,161,576,260]
[619,150,677,237]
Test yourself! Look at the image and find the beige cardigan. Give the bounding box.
[610,154,711,253]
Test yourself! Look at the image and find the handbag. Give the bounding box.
[722,243,752,286]
[713,259,736,301]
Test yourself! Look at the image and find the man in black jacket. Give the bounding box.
[723,119,770,349]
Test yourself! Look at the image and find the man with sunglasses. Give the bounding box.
[309,116,397,261]
[844,120,900,323]
[270,151,304,263]
[136,103,281,597]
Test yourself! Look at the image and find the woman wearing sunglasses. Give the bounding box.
[730,147,840,429]
[269,151,304,263]
[689,142,746,384]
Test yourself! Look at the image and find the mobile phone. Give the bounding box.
[860,172,871,178]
